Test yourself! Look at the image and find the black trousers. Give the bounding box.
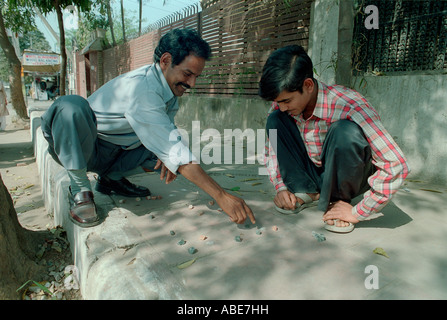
[266,110,374,212]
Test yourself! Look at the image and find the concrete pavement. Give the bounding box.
[27,98,447,300]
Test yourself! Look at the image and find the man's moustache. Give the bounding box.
[178,82,191,89]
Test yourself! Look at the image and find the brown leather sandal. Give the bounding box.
[68,189,100,227]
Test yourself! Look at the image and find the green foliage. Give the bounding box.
[0,28,50,81]
[1,0,36,33]
[19,30,51,52]
[74,5,142,50]
[74,9,109,49]
[31,0,92,14]
[108,9,142,43]
[0,0,46,81]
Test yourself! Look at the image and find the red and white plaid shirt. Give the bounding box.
[265,81,410,220]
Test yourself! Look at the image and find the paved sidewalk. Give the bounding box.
[28,99,447,300]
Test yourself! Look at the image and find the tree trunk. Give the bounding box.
[0,9,28,120]
[120,0,126,42]
[0,174,46,299]
[106,0,116,46]
[138,0,142,37]
[54,0,66,96]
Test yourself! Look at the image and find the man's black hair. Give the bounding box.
[153,29,212,65]
[258,45,314,101]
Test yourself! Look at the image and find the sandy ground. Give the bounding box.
[0,117,82,300]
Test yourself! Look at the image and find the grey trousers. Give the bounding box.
[266,110,374,212]
[41,95,157,178]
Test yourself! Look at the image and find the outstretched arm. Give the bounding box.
[161,162,256,225]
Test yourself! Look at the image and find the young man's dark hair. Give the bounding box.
[258,45,314,101]
[153,29,212,65]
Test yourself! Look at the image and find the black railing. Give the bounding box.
[352,0,447,74]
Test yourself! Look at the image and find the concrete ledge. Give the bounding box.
[29,104,447,300]
[31,111,192,299]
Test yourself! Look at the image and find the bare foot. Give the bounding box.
[295,193,320,205]
[324,219,351,227]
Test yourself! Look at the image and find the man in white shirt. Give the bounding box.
[41,29,255,228]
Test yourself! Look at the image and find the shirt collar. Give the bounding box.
[153,63,175,103]
[291,80,326,121]
[311,80,327,120]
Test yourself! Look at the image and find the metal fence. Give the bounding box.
[352,0,447,74]
[101,0,312,97]
[195,0,312,96]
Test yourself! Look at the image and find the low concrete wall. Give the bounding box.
[352,73,447,184]
[176,95,271,132]
[178,80,447,186]
[32,113,183,299]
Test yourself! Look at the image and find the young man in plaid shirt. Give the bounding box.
[259,45,410,233]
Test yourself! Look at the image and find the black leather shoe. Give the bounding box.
[95,176,151,197]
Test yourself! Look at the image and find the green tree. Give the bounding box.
[0,0,35,119]
[0,28,50,92]
[26,0,92,96]
[19,29,51,52]
[105,0,115,46]
[0,174,49,299]
[120,0,125,42]
[75,4,141,50]
[107,8,141,44]
[0,3,50,299]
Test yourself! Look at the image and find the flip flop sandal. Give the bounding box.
[275,193,319,215]
[324,219,355,233]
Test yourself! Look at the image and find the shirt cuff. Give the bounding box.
[276,187,288,193]
[275,183,288,193]
[163,143,198,174]
[352,203,371,221]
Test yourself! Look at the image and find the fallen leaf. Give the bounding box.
[177,258,196,269]
[225,174,235,178]
[52,242,62,253]
[230,186,240,191]
[312,231,326,242]
[373,247,389,258]
[17,280,52,296]
[420,188,442,193]
[240,178,260,182]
